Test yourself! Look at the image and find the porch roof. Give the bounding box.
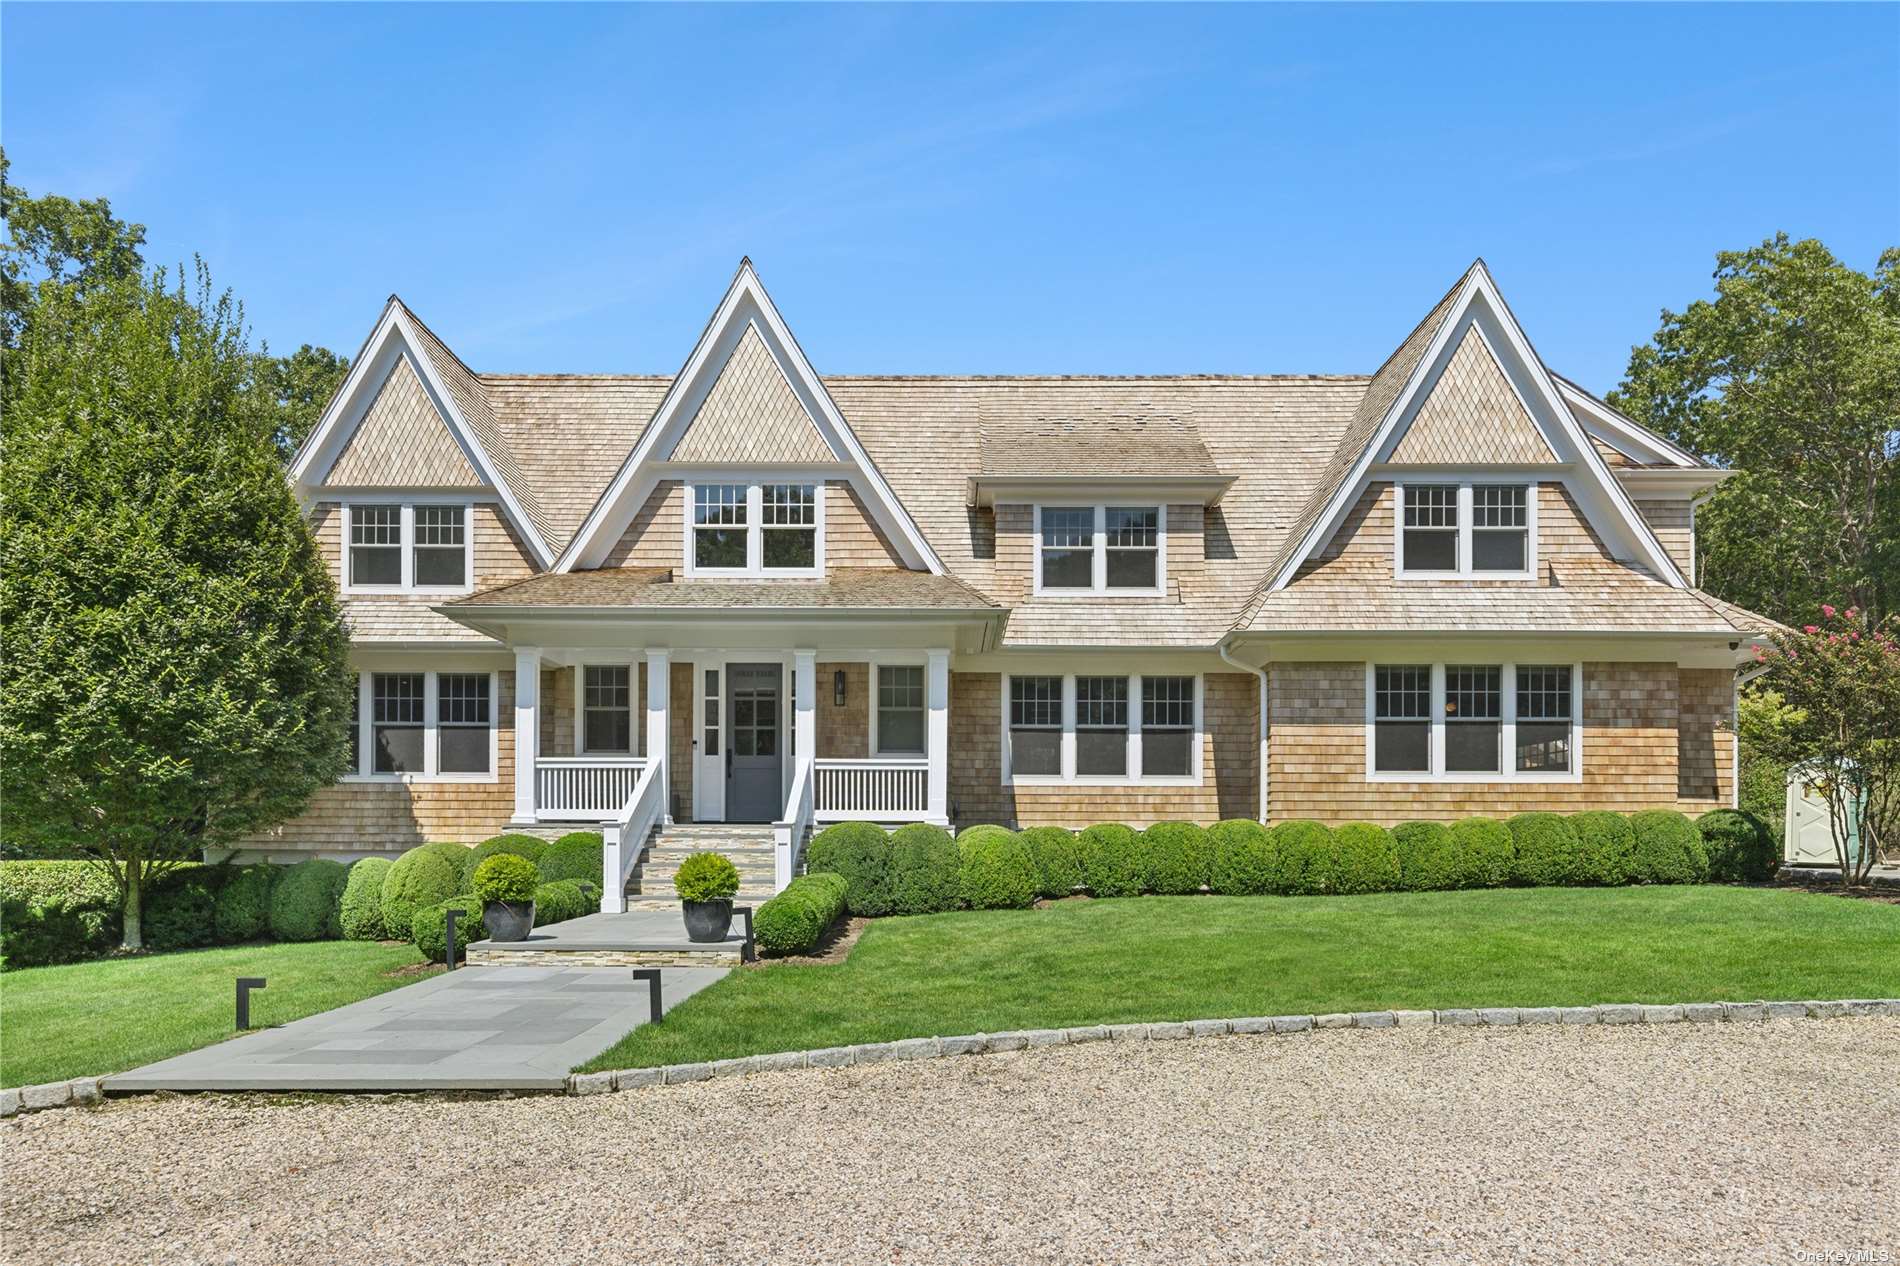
[444,565,1000,612]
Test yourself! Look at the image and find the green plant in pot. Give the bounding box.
[472,853,540,942]
[674,851,742,943]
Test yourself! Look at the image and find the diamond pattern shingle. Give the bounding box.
[667,325,835,465]
[324,356,482,487]
[1388,326,1555,465]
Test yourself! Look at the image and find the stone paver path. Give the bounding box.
[104,964,725,1092]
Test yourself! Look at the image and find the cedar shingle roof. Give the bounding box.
[977,392,1220,478]
[448,566,997,611]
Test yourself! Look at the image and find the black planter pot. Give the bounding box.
[681,899,734,943]
[485,899,535,942]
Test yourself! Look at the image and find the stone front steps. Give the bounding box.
[626,823,779,911]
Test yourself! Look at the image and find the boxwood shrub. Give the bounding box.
[338,858,394,940]
[889,824,961,915]
[1330,822,1400,894]
[1078,824,1144,897]
[213,864,283,943]
[1143,821,1212,895]
[411,895,487,963]
[1697,808,1776,883]
[536,831,604,888]
[673,852,741,904]
[1266,820,1333,895]
[532,879,595,927]
[806,821,894,916]
[464,834,548,888]
[476,853,545,905]
[1392,821,1459,891]
[958,828,1039,911]
[1208,819,1276,895]
[1569,811,1637,886]
[1019,826,1084,898]
[756,872,848,957]
[1,862,123,967]
[268,858,349,941]
[144,867,227,952]
[1508,813,1588,887]
[1447,818,1514,888]
[380,842,471,943]
[1629,809,1709,885]
[954,824,1016,859]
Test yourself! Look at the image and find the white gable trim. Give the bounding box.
[557,262,944,575]
[288,303,555,568]
[1555,378,1703,469]
[1266,264,1686,591]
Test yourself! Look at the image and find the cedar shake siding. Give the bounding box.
[816,662,871,759]
[1636,499,1696,581]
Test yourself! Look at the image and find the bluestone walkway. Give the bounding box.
[104,964,725,1093]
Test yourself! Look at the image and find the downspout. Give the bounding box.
[1218,637,1270,824]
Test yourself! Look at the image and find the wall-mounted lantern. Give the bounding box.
[833,669,847,707]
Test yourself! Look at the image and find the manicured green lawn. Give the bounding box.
[580,885,1900,1072]
[0,941,434,1087]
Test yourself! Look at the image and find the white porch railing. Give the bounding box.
[813,757,931,823]
[536,757,646,822]
[774,757,816,892]
[600,759,666,914]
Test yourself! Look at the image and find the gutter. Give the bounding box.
[1217,637,1270,824]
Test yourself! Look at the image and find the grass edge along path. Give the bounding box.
[580,885,1900,1072]
[1,940,434,1087]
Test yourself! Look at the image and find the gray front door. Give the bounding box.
[725,663,783,822]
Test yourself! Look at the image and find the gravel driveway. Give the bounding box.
[6,1017,1895,1264]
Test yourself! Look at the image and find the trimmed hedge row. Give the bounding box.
[798,808,1776,920]
[755,872,849,956]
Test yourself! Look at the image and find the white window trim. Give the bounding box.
[869,659,929,757]
[1000,672,1202,786]
[343,669,499,783]
[1031,503,1168,597]
[1364,661,1583,783]
[681,478,826,579]
[1393,482,1538,581]
[341,501,476,595]
[573,661,640,757]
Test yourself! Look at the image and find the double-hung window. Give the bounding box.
[687,481,822,576]
[1140,676,1195,777]
[1367,662,1580,780]
[692,484,749,571]
[347,670,498,781]
[436,673,492,774]
[1074,677,1129,776]
[1396,483,1535,578]
[1004,673,1200,783]
[582,665,633,754]
[1035,505,1165,594]
[371,673,425,774]
[1007,676,1063,776]
[345,503,472,591]
[875,665,926,755]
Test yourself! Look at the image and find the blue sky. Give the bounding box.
[4,3,1894,392]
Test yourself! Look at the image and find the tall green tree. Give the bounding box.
[0,262,355,948]
[254,343,350,456]
[1609,235,1900,625]
[0,146,148,347]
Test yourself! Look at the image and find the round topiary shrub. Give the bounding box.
[954,824,1016,859]
[889,823,961,914]
[1142,821,1212,895]
[1077,824,1144,898]
[1392,821,1459,891]
[268,858,349,941]
[755,872,849,956]
[338,858,394,940]
[411,895,487,963]
[1629,809,1709,885]
[533,879,593,927]
[213,864,282,942]
[1697,809,1776,883]
[1447,818,1514,888]
[1208,819,1276,895]
[958,829,1039,910]
[145,869,223,951]
[381,842,472,943]
[1019,826,1083,898]
[1329,823,1400,894]
[1266,820,1333,895]
[463,833,548,888]
[674,852,742,903]
[806,821,894,916]
[1569,811,1637,886]
[536,831,604,888]
[1508,813,1588,887]
[474,853,542,905]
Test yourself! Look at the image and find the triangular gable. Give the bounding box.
[666,323,836,464]
[324,355,484,487]
[288,298,555,566]
[1552,374,1703,469]
[559,259,945,574]
[1386,326,1556,465]
[1243,260,1686,613]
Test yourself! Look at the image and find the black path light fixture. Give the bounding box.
[833,669,847,707]
[632,968,664,1023]
[235,977,267,1030]
[445,907,463,970]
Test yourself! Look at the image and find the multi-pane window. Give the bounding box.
[702,669,720,758]
[692,484,748,570]
[1008,676,1062,776]
[1141,676,1195,777]
[437,673,491,773]
[877,665,926,755]
[412,506,467,587]
[1373,666,1431,773]
[349,506,403,586]
[371,673,425,774]
[1105,509,1160,589]
[762,484,817,569]
[1075,676,1129,776]
[583,665,632,754]
[1038,509,1095,590]
[1515,665,1574,773]
[1444,666,1502,773]
[1400,485,1459,573]
[1036,505,1164,593]
[1472,486,1528,573]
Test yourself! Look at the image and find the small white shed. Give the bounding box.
[1783,764,1865,867]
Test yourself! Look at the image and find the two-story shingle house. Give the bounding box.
[256,258,1777,907]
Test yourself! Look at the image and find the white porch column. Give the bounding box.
[645,648,671,825]
[926,648,951,825]
[512,647,542,822]
[793,650,817,773]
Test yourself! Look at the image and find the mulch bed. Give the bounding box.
[746,915,868,967]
